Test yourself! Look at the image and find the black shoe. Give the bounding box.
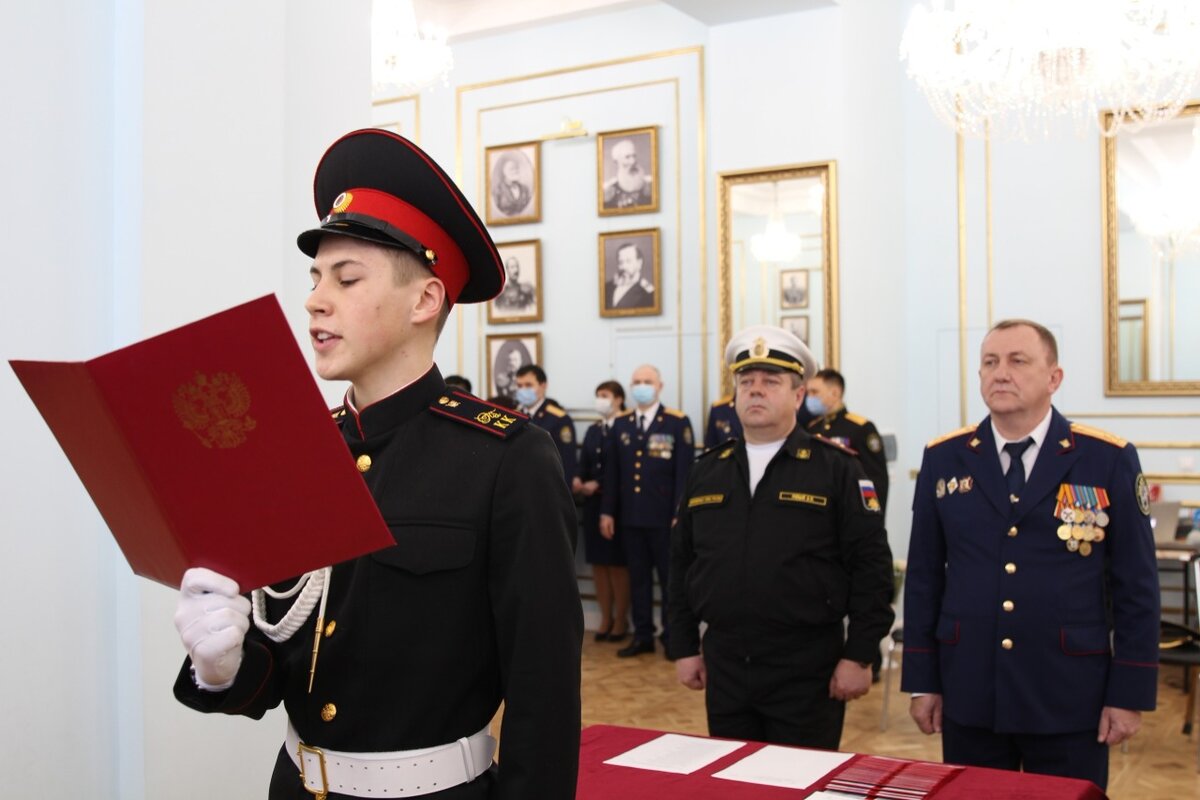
[593,627,613,643]
[617,639,655,658]
[606,630,630,643]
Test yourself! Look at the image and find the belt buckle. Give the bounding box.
[296,741,330,800]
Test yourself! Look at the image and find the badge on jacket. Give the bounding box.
[859,479,882,512]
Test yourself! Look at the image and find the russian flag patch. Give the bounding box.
[859,479,881,512]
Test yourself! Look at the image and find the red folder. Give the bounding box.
[10,294,394,590]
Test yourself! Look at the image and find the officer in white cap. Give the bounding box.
[668,325,894,750]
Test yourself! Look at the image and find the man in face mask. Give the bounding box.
[514,364,576,485]
[600,364,695,658]
[806,368,889,514]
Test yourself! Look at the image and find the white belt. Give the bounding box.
[286,721,495,798]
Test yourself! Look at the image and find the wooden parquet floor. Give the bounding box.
[501,634,1200,798]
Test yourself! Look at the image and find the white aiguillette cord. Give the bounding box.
[251,567,331,693]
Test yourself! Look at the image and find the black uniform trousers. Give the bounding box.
[623,524,671,644]
[702,626,846,751]
[941,720,1109,791]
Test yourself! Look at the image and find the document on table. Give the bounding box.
[713,745,854,789]
[603,733,747,774]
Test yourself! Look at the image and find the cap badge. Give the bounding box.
[331,191,353,214]
[751,337,768,358]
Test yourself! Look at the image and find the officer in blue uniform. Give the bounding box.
[902,319,1159,791]
[704,395,741,449]
[600,364,695,658]
[514,364,577,484]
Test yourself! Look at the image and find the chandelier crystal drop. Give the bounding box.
[372,1,454,98]
[900,0,1200,139]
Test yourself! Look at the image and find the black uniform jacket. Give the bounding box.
[807,407,889,512]
[175,366,583,799]
[668,427,894,663]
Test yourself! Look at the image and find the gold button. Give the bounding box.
[324,620,337,637]
[634,475,640,481]
[1002,600,1014,612]
[1004,562,1016,574]
[1007,526,1018,537]
[1001,638,1013,650]
[636,450,643,457]
[320,703,337,722]
[356,454,372,473]
[634,487,641,493]
[635,462,642,468]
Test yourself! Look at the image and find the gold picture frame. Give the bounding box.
[598,228,661,318]
[486,332,543,399]
[488,240,543,324]
[597,126,659,216]
[485,141,541,225]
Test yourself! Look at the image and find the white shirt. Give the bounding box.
[746,438,786,497]
[635,402,660,432]
[991,407,1053,480]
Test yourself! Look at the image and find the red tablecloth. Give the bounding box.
[577,725,1108,800]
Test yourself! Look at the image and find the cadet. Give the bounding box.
[806,368,890,513]
[669,325,894,749]
[172,129,583,799]
[600,364,694,658]
[514,364,577,483]
[903,319,1159,790]
[703,394,741,449]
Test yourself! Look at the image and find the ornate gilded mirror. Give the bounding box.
[1102,101,1200,395]
[717,162,839,392]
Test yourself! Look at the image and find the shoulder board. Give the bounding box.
[712,395,733,407]
[330,405,346,420]
[428,391,528,439]
[1070,422,1128,448]
[843,411,868,426]
[926,425,976,448]
[664,407,686,419]
[813,434,858,457]
[700,441,738,460]
[616,408,637,418]
[544,404,567,418]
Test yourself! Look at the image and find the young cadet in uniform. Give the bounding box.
[171,129,583,800]
[514,364,577,483]
[806,368,890,513]
[600,364,694,658]
[669,325,894,749]
[902,319,1159,791]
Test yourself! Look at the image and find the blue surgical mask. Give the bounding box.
[515,387,539,408]
[631,383,657,406]
[805,394,827,416]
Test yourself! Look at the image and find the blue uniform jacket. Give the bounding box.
[901,408,1160,735]
[704,396,742,449]
[528,400,577,483]
[602,407,695,528]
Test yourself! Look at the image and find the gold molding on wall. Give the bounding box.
[1145,473,1200,485]
[453,46,706,410]
[371,93,421,144]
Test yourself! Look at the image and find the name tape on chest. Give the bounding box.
[779,491,828,507]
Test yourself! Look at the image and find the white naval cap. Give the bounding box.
[724,324,817,380]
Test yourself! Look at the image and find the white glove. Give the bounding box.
[175,567,251,691]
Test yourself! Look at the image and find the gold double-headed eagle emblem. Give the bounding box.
[172,371,256,448]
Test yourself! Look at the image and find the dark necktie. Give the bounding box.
[638,413,646,433]
[1003,438,1034,501]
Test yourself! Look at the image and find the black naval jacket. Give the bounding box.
[668,426,894,664]
[807,407,890,513]
[175,366,583,799]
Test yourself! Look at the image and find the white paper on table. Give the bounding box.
[603,733,747,774]
[712,744,854,789]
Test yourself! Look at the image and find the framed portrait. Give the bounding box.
[598,228,661,318]
[486,332,543,400]
[780,315,809,344]
[488,240,542,324]
[779,269,809,309]
[485,141,541,225]
[597,126,659,216]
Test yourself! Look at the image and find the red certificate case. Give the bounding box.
[10,295,394,590]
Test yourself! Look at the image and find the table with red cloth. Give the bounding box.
[577,724,1107,800]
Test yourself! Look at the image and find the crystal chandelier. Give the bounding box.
[751,184,803,264]
[371,1,454,98]
[900,0,1200,139]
